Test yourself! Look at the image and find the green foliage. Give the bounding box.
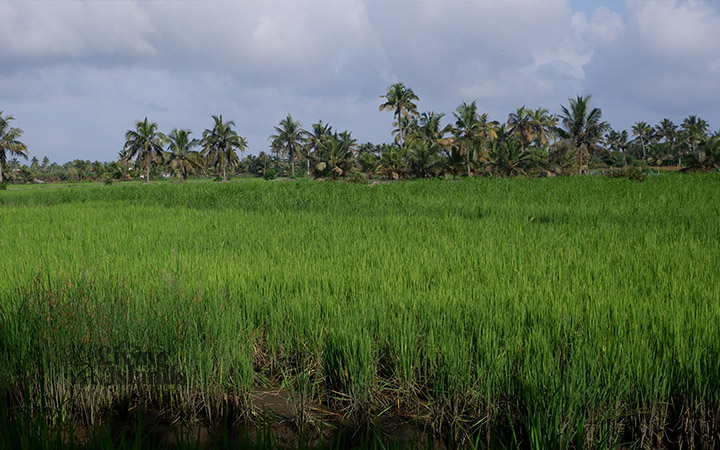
[606,166,646,181]
[201,115,248,182]
[121,117,165,183]
[379,83,419,146]
[270,114,305,178]
[0,111,29,183]
[1,177,719,446]
[263,169,277,180]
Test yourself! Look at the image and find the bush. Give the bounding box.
[345,173,369,184]
[263,169,277,181]
[606,166,646,181]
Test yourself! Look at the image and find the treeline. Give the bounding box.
[2,85,720,186]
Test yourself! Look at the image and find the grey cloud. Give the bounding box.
[0,2,156,64]
[583,0,720,129]
[1,0,719,163]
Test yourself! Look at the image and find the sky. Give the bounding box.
[1,0,719,164]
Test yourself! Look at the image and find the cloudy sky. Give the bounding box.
[1,0,719,163]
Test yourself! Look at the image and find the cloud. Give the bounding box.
[583,0,720,129]
[0,0,719,163]
[0,2,156,63]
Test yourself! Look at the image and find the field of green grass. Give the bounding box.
[1,175,719,448]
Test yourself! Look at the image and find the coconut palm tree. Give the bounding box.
[201,115,248,182]
[0,111,29,183]
[407,141,444,178]
[391,115,413,146]
[631,121,654,160]
[337,130,357,155]
[377,143,407,180]
[122,117,165,184]
[530,107,556,148]
[683,136,720,172]
[379,83,419,146]
[270,114,306,178]
[552,95,609,174]
[507,106,534,151]
[604,129,630,166]
[165,129,204,182]
[303,121,333,177]
[680,115,710,156]
[310,134,356,179]
[452,101,496,177]
[452,101,480,177]
[487,136,541,177]
[407,111,451,151]
[655,119,678,145]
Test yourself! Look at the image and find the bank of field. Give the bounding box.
[1,176,719,448]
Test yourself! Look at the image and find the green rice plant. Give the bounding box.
[0,174,719,447]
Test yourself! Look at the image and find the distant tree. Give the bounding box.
[201,115,248,182]
[0,111,29,183]
[631,121,654,160]
[441,146,465,180]
[407,111,450,152]
[73,159,90,181]
[452,101,496,177]
[122,117,166,183]
[552,95,609,174]
[337,130,357,155]
[487,136,541,177]
[357,143,380,177]
[41,156,50,171]
[303,121,333,177]
[407,141,443,178]
[507,106,534,151]
[684,136,720,172]
[311,134,356,179]
[270,114,306,178]
[604,129,631,166]
[391,115,413,146]
[379,83,419,146]
[377,143,407,180]
[654,118,679,165]
[165,129,204,182]
[680,115,710,157]
[530,107,556,148]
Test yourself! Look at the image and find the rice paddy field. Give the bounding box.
[1,175,719,449]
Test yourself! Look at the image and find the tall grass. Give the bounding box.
[1,175,719,447]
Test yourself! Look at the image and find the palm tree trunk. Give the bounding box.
[641,138,646,159]
[291,161,295,178]
[466,149,471,177]
[0,164,3,183]
[578,146,582,174]
[396,107,404,146]
[145,165,150,184]
[306,159,310,178]
[222,162,227,182]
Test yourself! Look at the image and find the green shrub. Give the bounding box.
[263,169,277,180]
